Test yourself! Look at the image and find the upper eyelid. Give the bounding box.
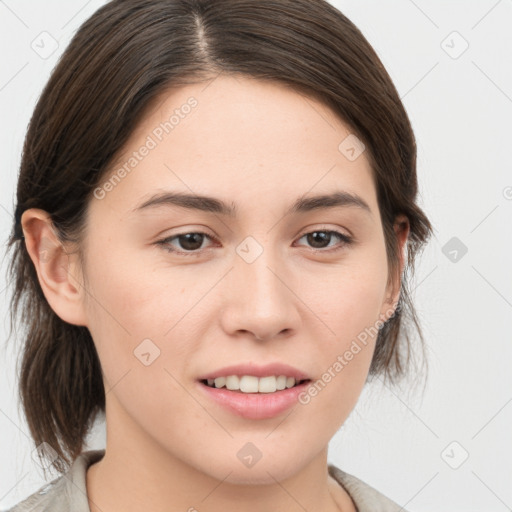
[160,222,351,238]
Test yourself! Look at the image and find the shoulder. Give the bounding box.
[4,449,105,512]
[328,464,410,512]
[3,476,68,512]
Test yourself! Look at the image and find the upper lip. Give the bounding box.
[198,363,310,381]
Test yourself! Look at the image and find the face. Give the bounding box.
[79,75,400,483]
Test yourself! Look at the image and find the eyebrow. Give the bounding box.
[133,190,372,217]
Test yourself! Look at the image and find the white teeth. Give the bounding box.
[258,376,277,393]
[206,375,302,393]
[276,375,287,390]
[225,375,240,390]
[240,375,259,393]
[214,376,226,388]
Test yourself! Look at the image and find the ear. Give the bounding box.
[21,208,88,326]
[380,214,410,322]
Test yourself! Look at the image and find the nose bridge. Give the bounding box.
[238,237,289,309]
[221,236,297,339]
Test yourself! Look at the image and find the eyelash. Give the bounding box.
[155,229,353,257]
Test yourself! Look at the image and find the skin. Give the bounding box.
[22,75,409,512]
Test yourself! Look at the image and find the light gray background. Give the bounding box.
[1,1,511,511]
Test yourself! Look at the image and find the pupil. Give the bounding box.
[308,231,330,248]
[180,233,203,250]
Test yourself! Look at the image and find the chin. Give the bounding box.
[190,446,313,486]
[213,464,300,486]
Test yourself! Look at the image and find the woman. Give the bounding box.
[6,0,432,510]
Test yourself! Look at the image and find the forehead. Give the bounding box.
[96,75,378,217]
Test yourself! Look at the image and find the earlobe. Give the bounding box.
[21,209,88,326]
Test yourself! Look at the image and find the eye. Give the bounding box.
[156,228,353,257]
[294,229,353,253]
[156,231,218,256]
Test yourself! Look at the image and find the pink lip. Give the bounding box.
[197,380,310,420]
[198,362,310,381]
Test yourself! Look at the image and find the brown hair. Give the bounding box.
[7,0,433,474]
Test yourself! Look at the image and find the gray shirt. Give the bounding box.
[4,449,409,512]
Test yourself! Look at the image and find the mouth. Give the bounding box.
[196,363,312,419]
[197,365,312,420]
[200,375,311,394]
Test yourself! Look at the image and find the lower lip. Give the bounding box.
[197,380,310,420]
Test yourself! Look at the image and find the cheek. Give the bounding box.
[81,242,195,384]
[297,246,388,402]
[304,245,389,347]
[82,250,202,434]
[85,227,181,326]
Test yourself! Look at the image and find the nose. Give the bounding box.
[219,246,300,342]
